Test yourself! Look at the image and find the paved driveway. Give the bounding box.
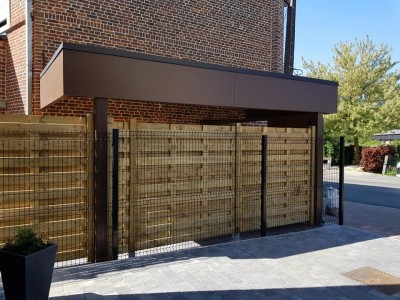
[345,201,400,238]
[343,169,400,237]
[2,168,400,300]
[345,170,400,209]
[36,226,400,299]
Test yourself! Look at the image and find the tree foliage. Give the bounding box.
[302,37,400,163]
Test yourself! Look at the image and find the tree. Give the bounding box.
[303,37,400,164]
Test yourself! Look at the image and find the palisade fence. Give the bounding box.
[0,115,320,267]
[108,121,316,258]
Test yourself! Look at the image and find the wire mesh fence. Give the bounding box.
[322,136,345,226]
[112,130,255,257]
[265,136,315,233]
[322,159,340,225]
[110,129,318,258]
[1,124,334,267]
[0,130,94,268]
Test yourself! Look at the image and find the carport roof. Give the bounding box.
[372,130,400,141]
[40,42,338,113]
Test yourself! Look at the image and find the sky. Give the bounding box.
[294,0,400,72]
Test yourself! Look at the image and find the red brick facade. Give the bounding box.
[2,0,26,114]
[0,38,6,109]
[5,25,26,114]
[44,97,247,123]
[3,0,285,123]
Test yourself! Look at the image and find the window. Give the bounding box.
[0,0,10,34]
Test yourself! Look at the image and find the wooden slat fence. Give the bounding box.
[109,120,315,255]
[0,114,315,263]
[109,122,239,254]
[0,115,93,264]
[266,127,315,227]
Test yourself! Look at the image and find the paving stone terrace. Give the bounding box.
[2,226,398,299]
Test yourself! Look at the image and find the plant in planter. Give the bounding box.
[0,228,58,300]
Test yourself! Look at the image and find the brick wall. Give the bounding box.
[271,1,285,72]
[16,0,283,121]
[0,38,5,107]
[2,0,26,114]
[10,0,25,24]
[108,100,248,124]
[44,97,247,124]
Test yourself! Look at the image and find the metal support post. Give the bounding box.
[94,97,108,262]
[339,136,345,225]
[112,129,119,260]
[261,135,267,237]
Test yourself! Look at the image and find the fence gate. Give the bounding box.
[109,121,316,258]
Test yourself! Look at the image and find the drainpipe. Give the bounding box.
[25,0,32,114]
[284,0,296,75]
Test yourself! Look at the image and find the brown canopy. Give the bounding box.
[41,43,337,113]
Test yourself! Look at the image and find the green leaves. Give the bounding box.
[3,228,48,255]
[303,37,400,146]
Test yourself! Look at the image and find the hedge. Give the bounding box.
[360,145,397,173]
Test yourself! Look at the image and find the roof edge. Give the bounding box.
[41,42,338,87]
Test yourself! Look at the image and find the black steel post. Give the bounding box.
[284,0,296,75]
[261,135,267,237]
[314,113,324,226]
[112,129,119,260]
[94,97,108,262]
[339,136,345,225]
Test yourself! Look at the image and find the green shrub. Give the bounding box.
[385,167,398,176]
[3,228,48,255]
[360,145,396,173]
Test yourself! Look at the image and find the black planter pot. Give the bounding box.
[0,243,58,300]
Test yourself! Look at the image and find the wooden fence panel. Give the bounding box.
[266,127,314,227]
[0,115,314,261]
[107,121,238,252]
[132,124,236,252]
[0,115,92,264]
[108,120,314,255]
[236,125,267,233]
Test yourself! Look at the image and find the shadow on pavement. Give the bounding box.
[49,227,382,283]
[49,284,398,300]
